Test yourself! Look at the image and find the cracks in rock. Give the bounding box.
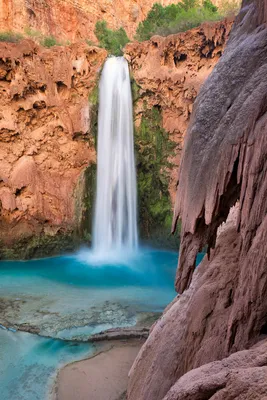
[227,320,238,352]
[173,52,187,68]
[199,383,227,399]
[56,80,68,96]
[176,150,241,293]
[260,319,267,335]
[15,186,26,196]
[224,288,233,309]
[33,100,46,109]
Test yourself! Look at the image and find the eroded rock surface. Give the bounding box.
[163,339,267,400]
[125,19,232,202]
[128,0,267,399]
[0,40,106,256]
[0,0,176,42]
[0,22,231,255]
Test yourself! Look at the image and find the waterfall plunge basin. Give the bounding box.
[0,58,205,400]
[0,247,205,399]
[0,248,183,339]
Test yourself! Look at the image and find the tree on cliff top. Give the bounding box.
[135,0,221,41]
[94,21,129,56]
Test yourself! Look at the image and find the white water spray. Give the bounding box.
[92,57,138,254]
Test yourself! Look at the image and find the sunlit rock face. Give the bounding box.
[128,0,267,399]
[0,40,106,253]
[124,18,233,204]
[0,0,176,42]
[0,21,231,255]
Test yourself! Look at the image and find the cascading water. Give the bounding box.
[92,56,138,253]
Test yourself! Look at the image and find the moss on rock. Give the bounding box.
[0,232,79,260]
[134,106,179,249]
[75,162,97,244]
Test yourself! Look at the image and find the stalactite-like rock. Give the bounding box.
[128,1,267,399]
[173,0,267,293]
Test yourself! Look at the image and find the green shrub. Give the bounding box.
[0,31,23,43]
[24,29,71,47]
[24,27,43,39]
[203,0,218,13]
[94,21,129,56]
[86,39,98,46]
[41,35,59,48]
[135,1,221,41]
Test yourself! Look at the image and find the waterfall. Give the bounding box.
[92,56,138,254]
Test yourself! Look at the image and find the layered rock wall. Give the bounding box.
[128,0,267,398]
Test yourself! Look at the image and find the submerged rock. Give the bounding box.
[128,0,267,399]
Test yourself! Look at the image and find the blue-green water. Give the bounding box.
[0,248,183,338]
[0,328,95,400]
[0,248,204,399]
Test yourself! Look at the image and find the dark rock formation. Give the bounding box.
[128,0,267,399]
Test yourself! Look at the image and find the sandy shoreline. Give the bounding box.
[53,339,144,400]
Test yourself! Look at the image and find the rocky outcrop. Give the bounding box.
[125,19,233,203]
[128,0,267,399]
[163,338,267,400]
[0,0,175,42]
[0,39,106,257]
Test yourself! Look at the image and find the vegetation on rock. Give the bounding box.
[94,21,129,56]
[25,28,62,47]
[134,105,179,248]
[0,31,23,43]
[135,0,235,41]
[75,162,97,244]
[0,28,68,47]
[40,35,59,48]
[88,81,100,148]
[0,233,77,260]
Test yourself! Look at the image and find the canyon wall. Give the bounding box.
[0,39,106,258]
[0,0,175,42]
[125,19,232,205]
[0,20,230,257]
[128,0,267,399]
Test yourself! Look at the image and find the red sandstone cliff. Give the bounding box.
[0,22,230,256]
[0,39,106,254]
[125,19,232,204]
[0,0,175,42]
[128,0,267,399]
